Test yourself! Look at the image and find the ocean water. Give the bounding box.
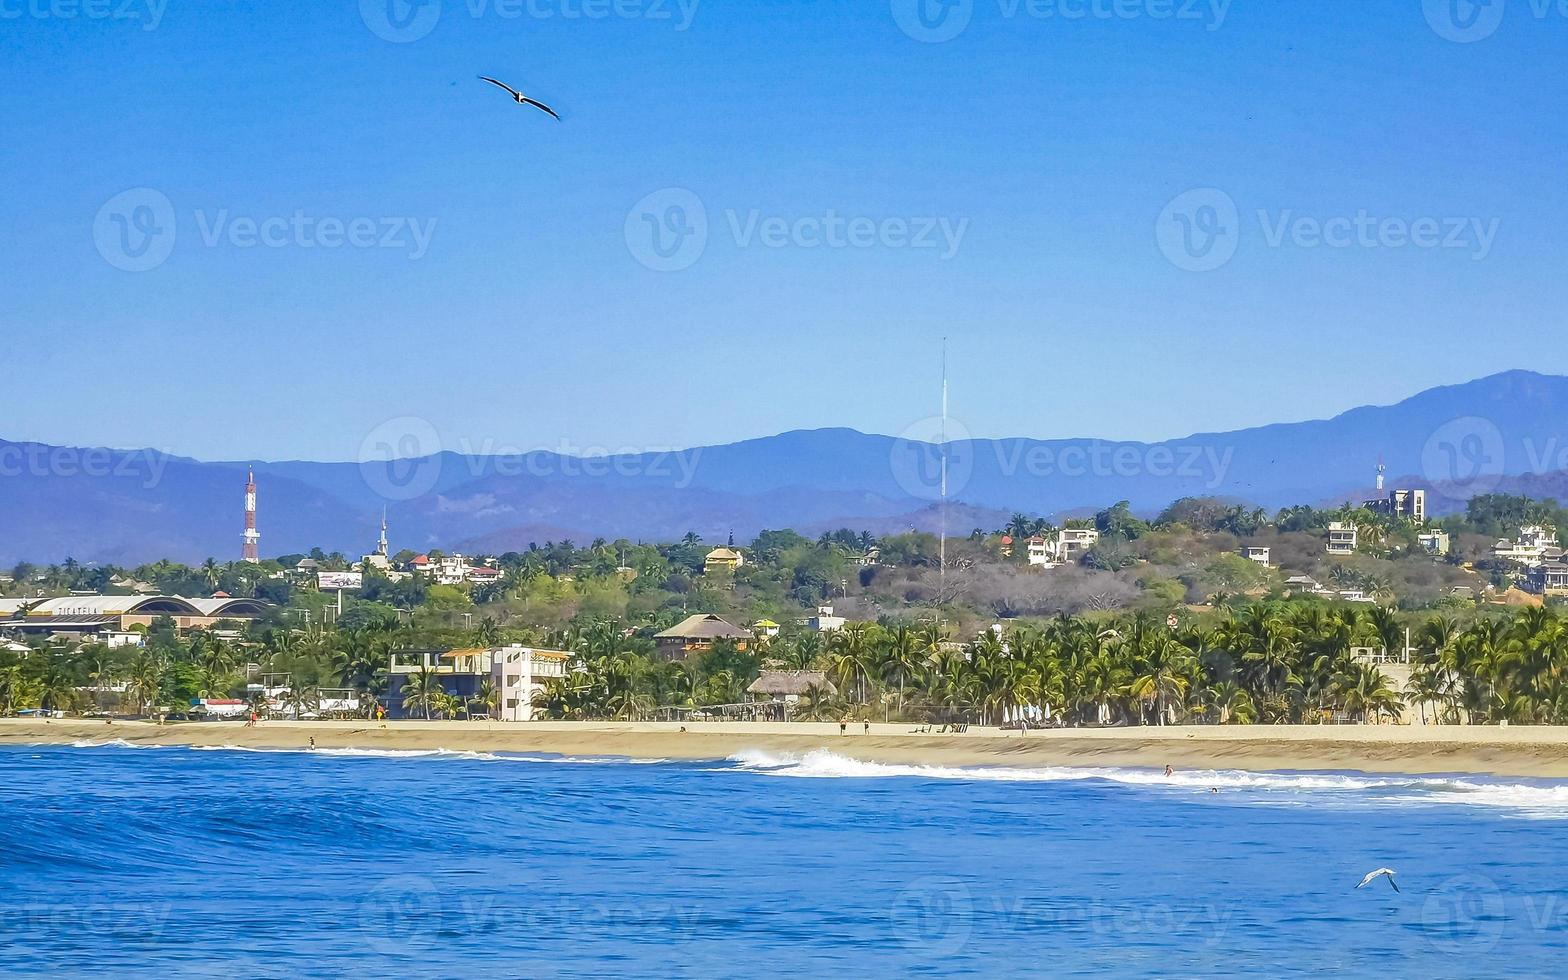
[6,743,1568,977]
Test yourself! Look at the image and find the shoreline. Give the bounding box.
[6,718,1568,777]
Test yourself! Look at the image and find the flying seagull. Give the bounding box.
[1356,868,1400,893]
[478,76,560,120]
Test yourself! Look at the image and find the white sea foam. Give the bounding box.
[723,749,1568,815]
[70,738,159,749]
[182,744,668,765]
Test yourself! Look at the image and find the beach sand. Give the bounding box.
[5,718,1568,777]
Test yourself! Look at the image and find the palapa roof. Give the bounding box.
[746,670,836,697]
[654,614,750,641]
[704,548,743,561]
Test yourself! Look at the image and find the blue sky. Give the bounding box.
[2,0,1565,461]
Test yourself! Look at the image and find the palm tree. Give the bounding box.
[472,679,500,719]
[400,665,443,720]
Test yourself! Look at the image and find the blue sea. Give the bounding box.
[6,742,1568,977]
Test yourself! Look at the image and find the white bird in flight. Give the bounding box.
[478,76,560,120]
[1356,868,1400,893]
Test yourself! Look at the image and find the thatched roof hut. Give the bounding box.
[746,670,836,699]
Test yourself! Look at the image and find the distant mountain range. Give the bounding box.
[3,370,1566,565]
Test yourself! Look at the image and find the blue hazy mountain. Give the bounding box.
[2,370,1564,564]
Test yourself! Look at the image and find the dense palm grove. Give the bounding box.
[4,492,1568,724]
[532,603,1568,726]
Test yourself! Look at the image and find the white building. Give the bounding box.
[807,605,846,632]
[1241,545,1271,567]
[1418,530,1451,556]
[1493,526,1560,568]
[1327,522,1358,556]
[1056,527,1099,561]
[1025,536,1058,568]
[493,645,572,721]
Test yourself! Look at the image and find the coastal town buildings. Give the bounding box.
[1493,526,1561,568]
[1241,545,1271,567]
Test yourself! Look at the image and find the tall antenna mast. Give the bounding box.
[242,469,260,563]
[940,337,948,587]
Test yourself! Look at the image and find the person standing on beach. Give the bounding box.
[863,721,870,735]
[840,719,847,736]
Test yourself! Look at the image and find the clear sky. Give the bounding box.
[2,0,1564,461]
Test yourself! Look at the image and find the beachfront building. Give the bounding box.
[1326,522,1358,556]
[746,670,836,718]
[1241,545,1271,567]
[653,614,750,660]
[1055,527,1099,561]
[492,645,572,721]
[384,644,572,720]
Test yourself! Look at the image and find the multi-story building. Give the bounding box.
[385,644,572,720]
[1241,545,1271,567]
[1327,522,1358,556]
[1528,560,1568,596]
[1056,527,1100,561]
[1026,536,1057,567]
[1364,489,1426,525]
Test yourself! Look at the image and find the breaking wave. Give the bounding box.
[723,749,1568,815]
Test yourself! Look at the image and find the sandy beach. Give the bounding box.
[5,718,1568,777]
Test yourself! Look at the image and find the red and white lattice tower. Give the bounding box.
[242,469,260,563]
